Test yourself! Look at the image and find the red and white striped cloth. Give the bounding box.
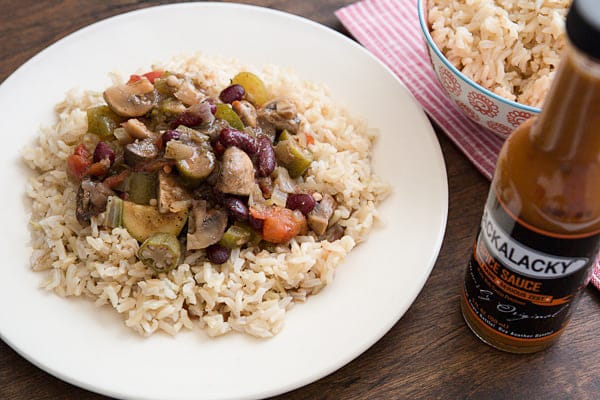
[336,0,600,290]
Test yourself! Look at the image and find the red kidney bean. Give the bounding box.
[206,244,231,264]
[286,193,316,215]
[219,128,258,154]
[161,130,181,147]
[170,112,202,129]
[248,214,264,231]
[219,84,245,104]
[93,142,115,165]
[221,196,249,221]
[255,135,276,177]
[209,104,217,115]
[211,138,226,156]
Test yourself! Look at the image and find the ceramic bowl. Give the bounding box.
[417,0,540,138]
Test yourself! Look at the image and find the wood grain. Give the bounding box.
[1,1,599,399]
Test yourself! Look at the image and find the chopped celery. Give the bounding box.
[104,196,123,228]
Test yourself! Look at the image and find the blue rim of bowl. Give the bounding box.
[417,0,541,114]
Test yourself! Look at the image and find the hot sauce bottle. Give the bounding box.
[460,0,600,353]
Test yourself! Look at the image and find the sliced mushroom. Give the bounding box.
[307,194,337,236]
[257,116,277,142]
[323,224,345,242]
[124,138,159,166]
[157,171,192,213]
[122,118,156,140]
[76,178,115,224]
[103,78,156,117]
[258,98,300,134]
[216,146,256,196]
[186,200,228,250]
[232,100,258,127]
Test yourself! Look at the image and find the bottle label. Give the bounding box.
[463,191,600,341]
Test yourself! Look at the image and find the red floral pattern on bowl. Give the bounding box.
[506,110,534,127]
[455,101,480,122]
[468,91,499,118]
[486,121,513,136]
[439,66,461,97]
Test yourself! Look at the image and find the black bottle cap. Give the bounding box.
[566,0,600,59]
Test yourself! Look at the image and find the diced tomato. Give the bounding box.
[66,154,90,181]
[73,143,90,159]
[128,70,164,84]
[128,74,142,84]
[86,159,110,177]
[132,159,174,173]
[305,132,315,145]
[142,70,164,83]
[103,169,129,189]
[250,205,307,244]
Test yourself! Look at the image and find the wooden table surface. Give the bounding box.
[1,1,599,399]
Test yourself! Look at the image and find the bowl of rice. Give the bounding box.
[418,0,570,138]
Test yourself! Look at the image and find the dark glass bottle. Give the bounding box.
[461,0,600,353]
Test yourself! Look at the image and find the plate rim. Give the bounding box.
[0,2,448,399]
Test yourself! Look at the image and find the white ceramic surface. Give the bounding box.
[0,3,448,400]
[417,0,541,138]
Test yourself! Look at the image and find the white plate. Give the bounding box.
[0,3,447,399]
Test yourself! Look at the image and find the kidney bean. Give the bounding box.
[93,142,115,165]
[211,138,226,156]
[219,128,258,154]
[161,130,181,147]
[206,244,231,264]
[248,214,264,231]
[219,84,245,104]
[286,193,316,216]
[221,196,249,221]
[170,112,202,129]
[255,135,276,177]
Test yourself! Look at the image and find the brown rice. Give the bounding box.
[428,0,570,107]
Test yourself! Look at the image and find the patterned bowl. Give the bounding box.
[417,0,540,138]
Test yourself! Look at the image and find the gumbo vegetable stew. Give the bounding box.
[70,69,332,269]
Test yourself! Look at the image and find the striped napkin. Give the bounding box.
[335,0,600,290]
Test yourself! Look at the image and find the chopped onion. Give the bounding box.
[187,101,215,128]
[271,186,288,208]
[174,80,204,106]
[113,127,134,145]
[248,183,266,207]
[273,167,296,193]
[165,141,195,160]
